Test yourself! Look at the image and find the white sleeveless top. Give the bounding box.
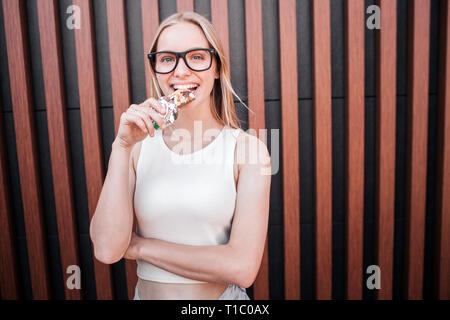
[134,126,242,283]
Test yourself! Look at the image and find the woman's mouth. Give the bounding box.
[171,84,199,98]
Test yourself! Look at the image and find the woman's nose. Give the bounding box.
[173,57,191,77]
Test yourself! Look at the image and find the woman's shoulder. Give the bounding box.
[235,129,268,150]
[234,129,270,168]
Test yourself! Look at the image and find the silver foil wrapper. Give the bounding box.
[151,97,178,130]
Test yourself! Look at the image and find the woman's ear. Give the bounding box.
[214,67,220,80]
[214,58,220,79]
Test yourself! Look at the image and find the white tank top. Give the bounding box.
[134,126,241,283]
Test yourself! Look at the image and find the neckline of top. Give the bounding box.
[158,125,229,157]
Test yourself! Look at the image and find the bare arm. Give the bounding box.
[90,98,167,264]
[89,141,136,264]
[125,133,271,288]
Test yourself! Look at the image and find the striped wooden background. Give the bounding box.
[0,0,449,300]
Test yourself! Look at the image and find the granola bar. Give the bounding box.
[166,88,196,107]
[152,89,196,130]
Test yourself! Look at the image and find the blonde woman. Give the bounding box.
[90,12,271,300]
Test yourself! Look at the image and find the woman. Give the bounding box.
[89,12,271,300]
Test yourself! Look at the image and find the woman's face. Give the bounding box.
[155,22,219,111]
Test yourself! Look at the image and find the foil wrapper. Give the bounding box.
[151,90,195,130]
[151,97,178,130]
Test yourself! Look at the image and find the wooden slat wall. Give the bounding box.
[177,0,194,13]
[1,0,449,301]
[244,0,269,300]
[0,97,20,300]
[279,0,300,300]
[142,0,160,98]
[36,0,81,300]
[211,0,230,63]
[375,0,397,300]
[436,0,450,300]
[105,0,137,300]
[2,0,51,299]
[405,0,430,300]
[311,0,333,300]
[73,0,114,300]
[345,0,365,300]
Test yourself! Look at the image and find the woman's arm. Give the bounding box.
[89,141,138,264]
[125,134,271,288]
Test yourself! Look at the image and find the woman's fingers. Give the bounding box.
[137,103,166,126]
[122,99,167,140]
[128,105,166,136]
[141,97,165,114]
[122,111,147,134]
[128,108,156,136]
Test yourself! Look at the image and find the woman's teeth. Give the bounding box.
[173,84,198,91]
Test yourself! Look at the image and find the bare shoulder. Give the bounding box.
[235,129,271,171]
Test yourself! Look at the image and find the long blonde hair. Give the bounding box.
[147,12,246,129]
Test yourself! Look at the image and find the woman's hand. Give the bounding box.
[124,232,143,260]
[114,98,168,150]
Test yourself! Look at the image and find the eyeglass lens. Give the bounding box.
[153,49,212,73]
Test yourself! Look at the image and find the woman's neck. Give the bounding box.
[168,99,223,135]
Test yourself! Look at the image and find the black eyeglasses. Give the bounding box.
[147,48,215,74]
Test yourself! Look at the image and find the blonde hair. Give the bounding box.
[147,12,248,129]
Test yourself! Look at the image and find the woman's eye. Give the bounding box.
[191,55,205,61]
[160,56,174,63]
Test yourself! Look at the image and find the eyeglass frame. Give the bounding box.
[147,48,216,74]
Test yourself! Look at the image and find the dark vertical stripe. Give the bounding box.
[405,0,430,300]
[279,0,300,300]
[73,0,114,300]
[0,97,20,299]
[311,0,333,300]
[2,0,51,299]
[345,0,365,300]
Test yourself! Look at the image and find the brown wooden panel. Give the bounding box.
[106,0,137,300]
[36,0,81,300]
[311,0,332,300]
[73,0,114,300]
[375,0,397,300]
[142,0,160,99]
[0,98,20,299]
[2,0,51,299]
[405,0,430,300]
[279,0,300,300]
[436,0,450,300]
[244,0,268,300]
[106,0,132,133]
[211,0,230,65]
[177,0,194,13]
[345,0,365,300]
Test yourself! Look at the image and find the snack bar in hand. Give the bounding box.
[152,89,196,130]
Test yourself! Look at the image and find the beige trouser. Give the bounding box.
[133,284,250,300]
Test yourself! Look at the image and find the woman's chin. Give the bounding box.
[178,101,195,111]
